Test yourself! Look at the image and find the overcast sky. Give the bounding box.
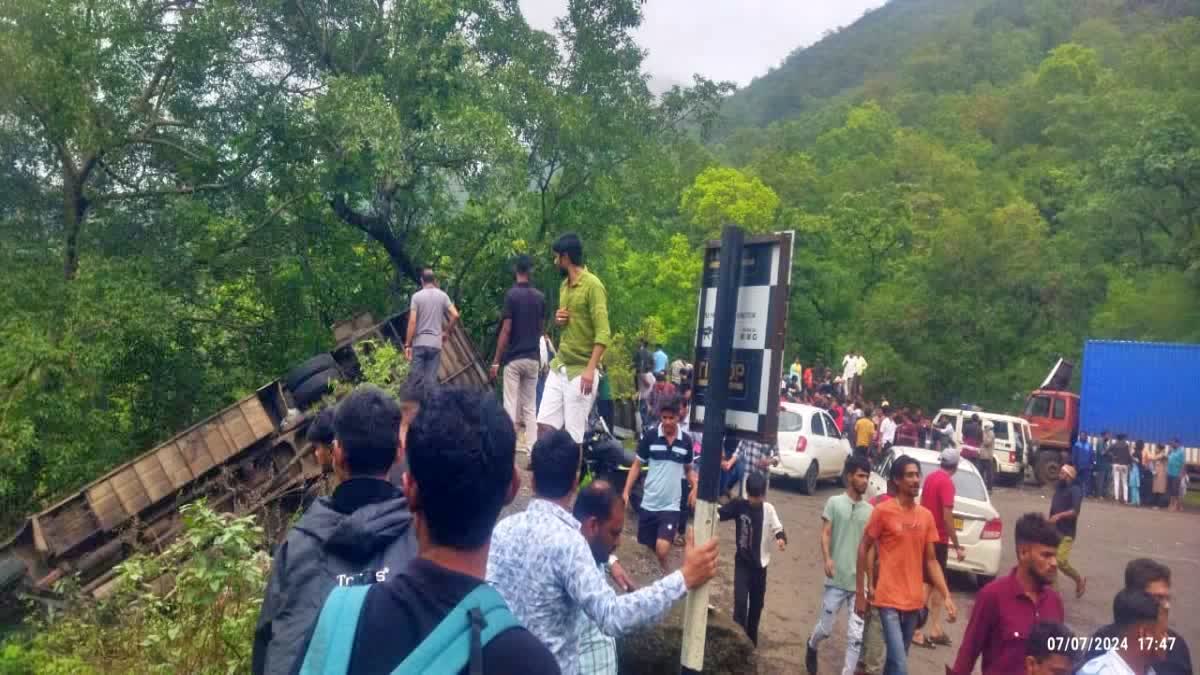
[518,0,887,91]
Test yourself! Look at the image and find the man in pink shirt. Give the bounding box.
[918,447,966,647]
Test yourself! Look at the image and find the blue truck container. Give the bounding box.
[1078,340,1200,446]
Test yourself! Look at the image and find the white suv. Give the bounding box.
[933,408,1034,483]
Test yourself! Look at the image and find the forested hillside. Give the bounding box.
[715,0,1200,406]
[1,0,1198,532]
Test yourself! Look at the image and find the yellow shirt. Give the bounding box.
[854,417,876,448]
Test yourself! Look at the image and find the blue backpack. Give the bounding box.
[299,583,520,675]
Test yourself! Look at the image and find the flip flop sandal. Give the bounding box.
[930,635,953,647]
[911,638,937,650]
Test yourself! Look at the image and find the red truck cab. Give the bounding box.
[1023,390,1079,451]
[1019,358,1080,484]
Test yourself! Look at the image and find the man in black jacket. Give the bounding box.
[319,387,559,674]
[252,385,417,675]
[1084,558,1193,675]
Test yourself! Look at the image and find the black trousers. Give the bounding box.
[734,560,768,645]
[971,456,994,490]
[677,479,691,536]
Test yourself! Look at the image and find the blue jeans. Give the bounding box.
[721,459,744,496]
[410,345,442,388]
[878,607,920,675]
[809,586,862,675]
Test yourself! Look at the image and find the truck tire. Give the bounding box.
[285,354,337,392]
[293,368,340,409]
[1034,451,1061,486]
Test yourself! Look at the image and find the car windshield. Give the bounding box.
[918,461,988,502]
[1024,396,1050,417]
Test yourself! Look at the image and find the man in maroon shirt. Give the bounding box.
[895,414,920,448]
[919,447,966,647]
[946,513,1065,675]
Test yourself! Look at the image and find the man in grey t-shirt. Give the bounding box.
[405,268,460,388]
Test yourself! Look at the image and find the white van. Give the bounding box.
[933,408,1034,482]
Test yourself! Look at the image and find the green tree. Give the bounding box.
[680,166,780,236]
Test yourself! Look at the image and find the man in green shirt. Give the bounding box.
[806,456,874,675]
[537,233,611,443]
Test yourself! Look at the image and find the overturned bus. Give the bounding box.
[0,312,487,616]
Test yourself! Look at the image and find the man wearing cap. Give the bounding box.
[1048,464,1087,598]
[918,447,966,647]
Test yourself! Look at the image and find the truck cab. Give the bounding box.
[1019,357,1080,484]
[1022,389,1079,451]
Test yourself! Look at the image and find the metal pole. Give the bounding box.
[681,225,743,674]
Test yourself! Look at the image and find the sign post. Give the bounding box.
[680,225,743,674]
[681,229,792,673]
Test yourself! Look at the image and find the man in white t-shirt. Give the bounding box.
[841,353,856,399]
[879,407,897,452]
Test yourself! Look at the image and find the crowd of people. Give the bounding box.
[633,339,693,433]
[1070,431,1189,512]
[792,450,1192,675]
[250,232,1193,675]
[251,233,757,675]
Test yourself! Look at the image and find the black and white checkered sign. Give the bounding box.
[691,231,793,443]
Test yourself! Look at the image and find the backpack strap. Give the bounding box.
[299,584,372,675]
[394,584,521,675]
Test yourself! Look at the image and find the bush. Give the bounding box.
[3,502,268,674]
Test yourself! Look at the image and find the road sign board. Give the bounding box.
[691,231,793,443]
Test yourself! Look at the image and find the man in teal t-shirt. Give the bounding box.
[806,456,874,675]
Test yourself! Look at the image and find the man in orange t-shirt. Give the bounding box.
[855,455,957,675]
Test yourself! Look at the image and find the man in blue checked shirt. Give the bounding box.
[488,429,719,675]
[573,480,635,675]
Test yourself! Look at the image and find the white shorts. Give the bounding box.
[537,368,598,443]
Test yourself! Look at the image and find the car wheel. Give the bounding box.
[293,368,341,409]
[800,461,819,495]
[284,353,337,392]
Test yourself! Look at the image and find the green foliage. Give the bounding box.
[718,0,1200,410]
[680,167,780,236]
[0,0,730,528]
[330,340,411,402]
[2,502,267,674]
[1,0,1198,555]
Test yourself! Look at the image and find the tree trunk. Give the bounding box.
[63,172,87,281]
[329,194,422,288]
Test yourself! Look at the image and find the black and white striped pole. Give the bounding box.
[681,224,743,674]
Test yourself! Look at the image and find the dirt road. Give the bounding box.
[727,477,1200,674]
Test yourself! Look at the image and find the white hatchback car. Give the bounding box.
[770,402,852,494]
[866,446,1003,585]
